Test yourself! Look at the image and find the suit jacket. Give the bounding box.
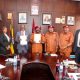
[15,31,29,51]
[73,29,80,52]
[0,33,10,54]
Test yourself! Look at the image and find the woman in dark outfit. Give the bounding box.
[0,26,10,55]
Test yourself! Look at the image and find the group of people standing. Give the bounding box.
[15,25,74,60]
[30,25,74,60]
[0,24,80,63]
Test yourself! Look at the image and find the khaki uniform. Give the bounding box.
[45,32,58,54]
[30,33,45,59]
[59,32,74,57]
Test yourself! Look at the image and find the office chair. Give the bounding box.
[20,62,55,80]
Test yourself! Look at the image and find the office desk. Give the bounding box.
[0,55,78,80]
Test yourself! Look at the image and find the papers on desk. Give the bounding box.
[44,53,58,57]
[50,54,58,57]
[68,61,76,65]
[63,60,77,68]
[34,34,41,43]
[20,35,27,45]
[63,60,76,65]
[0,64,6,69]
[5,58,14,63]
[68,73,80,80]
[68,61,77,69]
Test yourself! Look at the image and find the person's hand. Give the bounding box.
[60,47,65,53]
[39,40,42,43]
[33,41,36,43]
[6,45,10,50]
[59,49,62,52]
[61,46,67,50]
[41,40,45,43]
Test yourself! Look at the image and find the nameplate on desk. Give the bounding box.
[50,54,58,57]
[70,55,75,59]
[67,60,76,65]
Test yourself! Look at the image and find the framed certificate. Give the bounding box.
[18,13,27,24]
[34,34,41,43]
[7,13,13,19]
[31,5,39,15]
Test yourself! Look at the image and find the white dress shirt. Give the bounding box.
[77,32,80,47]
[4,33,10,42]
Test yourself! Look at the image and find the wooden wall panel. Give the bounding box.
[73,2,80,31]
[41,0,54,12]
[0,0,78,35]
[17,0,29,11]
[53,0,65,12]
[0,0,4,11]
[64,1,77,14]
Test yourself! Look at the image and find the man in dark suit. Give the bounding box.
[0,26,10,55]
[73,29,80,63]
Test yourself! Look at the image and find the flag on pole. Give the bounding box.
[10,19,14,55]
[32,18,35,33]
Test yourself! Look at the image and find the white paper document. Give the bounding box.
[68,60,76,65]
[20,35,27,45]
[55,18,61,23]
[5,58,14,63]
[50,54,58,57]
[77,32,80,47]
[0,64,6,69]
[34,34,41,43]
[63,60,76,65]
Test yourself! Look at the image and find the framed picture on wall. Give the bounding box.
[42,13,52,25]
[18,13,27,24]
[31,5,39,15]
[67,16,75,25]
[7,12,13,19]
[61,16,66,24]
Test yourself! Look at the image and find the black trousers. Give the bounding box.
[42,43,46,53]
[75,48,80,63]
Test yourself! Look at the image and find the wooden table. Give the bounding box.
[0,55,58,80]
[0,54,78,80]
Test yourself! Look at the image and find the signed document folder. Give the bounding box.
[34,34,41,43]
[20,35,27,45]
